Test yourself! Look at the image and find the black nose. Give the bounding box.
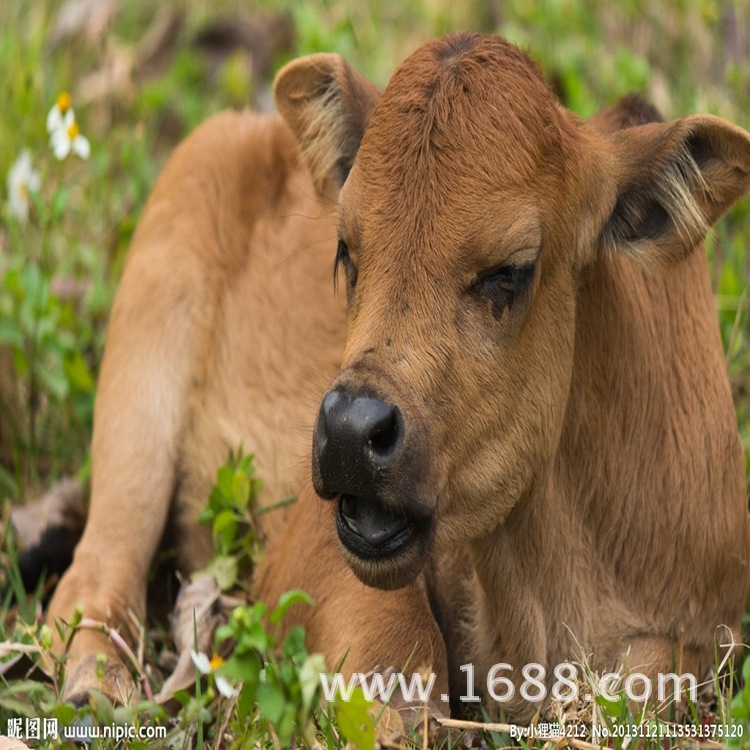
[313,390,402,499]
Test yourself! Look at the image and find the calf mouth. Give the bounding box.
[335,494,433,589]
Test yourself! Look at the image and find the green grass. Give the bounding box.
[1,0,749,747]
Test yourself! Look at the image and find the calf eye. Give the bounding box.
[334,239,357,290]
[472,263,535,317]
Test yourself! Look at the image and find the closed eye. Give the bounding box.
[334,239,357,291]
[472,263,536,317]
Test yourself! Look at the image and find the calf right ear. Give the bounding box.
[274,54,381,201]
[598,115,750,268]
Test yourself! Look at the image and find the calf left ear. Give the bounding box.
[600,115,750,267]
[274,54,381,201]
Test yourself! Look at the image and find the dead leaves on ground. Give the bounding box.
[47,0,293,112]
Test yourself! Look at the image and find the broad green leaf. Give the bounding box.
[336,686,375,749]
[208,554,237,591]
[256,680,285,724]
[217,465,234,499]
[233,470,250,507]
[64,350,94,392]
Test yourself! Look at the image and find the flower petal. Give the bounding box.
[8,193,29,222]
[46,106,62,134]
[62,108,76,129]
[51,131,71,160]
[73,135,90,160]
[27,170,41,193]
[6,149,38,223]
[190,650,212,674]
[215,675,239,699]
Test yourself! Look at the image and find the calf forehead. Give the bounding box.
[349,33,574,237]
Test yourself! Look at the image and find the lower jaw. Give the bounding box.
[336,501,434,590]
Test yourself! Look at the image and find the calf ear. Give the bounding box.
[274,53,381,201]
[600,115,750,267]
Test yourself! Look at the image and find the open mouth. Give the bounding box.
[336,494,416,559]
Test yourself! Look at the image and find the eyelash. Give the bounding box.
[334,239,357,290]
[476,264,535,289]
[472,263,536,313]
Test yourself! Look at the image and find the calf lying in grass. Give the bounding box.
[47,32,750,722]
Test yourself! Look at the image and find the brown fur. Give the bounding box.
[47,102,445,703]
[48,33,750,721]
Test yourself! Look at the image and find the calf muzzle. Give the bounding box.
[312,386,434,587]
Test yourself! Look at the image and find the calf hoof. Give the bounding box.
[64,653,138,707]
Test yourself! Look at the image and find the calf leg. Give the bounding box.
[46,242,198,703]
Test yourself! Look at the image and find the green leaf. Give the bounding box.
[235,679,258,721]
[37,359,69,401]
[335,686,375,749]
[49,702,79,725]
[0,695,38,716]
[212,509,238,554]
[256,680,286,724]
[276,702,298,745]
[64,350,95,392]
[233,470,250,507]
[217,465,234,499]
[281,626,306,661]
[0,318,24,347]
[299,653,326,717]
[271,590,314,624]
[51,186,69,222]
[207,554,237,591]
[220,651,261,683]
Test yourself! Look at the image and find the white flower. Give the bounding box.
[190,649,239,699]
[49,109,91,160]
[7,149,41,223]
[46,91,73,134]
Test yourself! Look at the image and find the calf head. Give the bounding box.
[275,33,750,590]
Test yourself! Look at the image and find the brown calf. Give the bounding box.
[47,99,445,703]
[282,33,750,717]
[47,32,749,722]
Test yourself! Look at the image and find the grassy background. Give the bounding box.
[0,0,749,747]
[0,0,748,501]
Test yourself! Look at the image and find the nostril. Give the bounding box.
[367,408,399,456]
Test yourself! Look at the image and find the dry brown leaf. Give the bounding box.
[371,702,405,747]
[48,0,118,47]
[193,13,294,82]
[77,42,135,105]
[76,9,183,106]
[0,737,31,750]
[135,9,184,83]
[361,666,487,748]
[155,573,224,703]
